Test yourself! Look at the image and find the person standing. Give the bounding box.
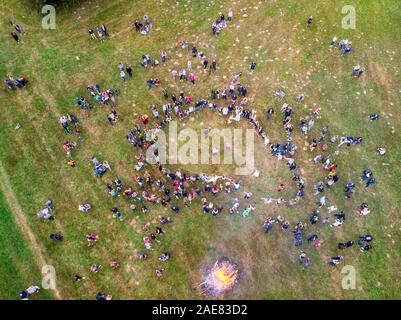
[126,65,133,78]
[101,24,109,37]
[120,70,126,83]
[189,73,196,85]
[162,87,168,99]
[73,274,84,282]
[11,31,19,43]
[203,59,209,69]
[147,78,153,89]
[161,51,167,62]
[59,115,71,134]
[13,23,22,33]
[96,26,104,41]
[307,16,313,27]
[228,8,233,21]
[211,59,217,72]
[88,28,96,39]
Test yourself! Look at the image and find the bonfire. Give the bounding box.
[199,257,239,297]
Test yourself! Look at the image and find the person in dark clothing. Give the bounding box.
[126,65,133,78]
[307,234,318,242]
[191,46,197,57]
[101,24,109,37]
[50,234,63,241]
[369,114,379,121]
[134,20,143,32]
[171,205,179,213]
[11,31,19,43]
[73,274,84,282]
[19,291,29,300]
[328,256,343,266]
[211,59,217,72]
[96,292,106,300]
[88,28,96,39]
[307,16,313,27]
[150,233,160,243]
[14,24,22,33]
[358,234,373,245]
[360,244,372,252]
[338,240,354,249]
[309,210,319,224]
[4,79,15,89]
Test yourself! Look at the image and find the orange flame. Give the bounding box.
[212,267,238,289]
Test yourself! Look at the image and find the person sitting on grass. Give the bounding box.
[111,207,123,221]
[352,65,364,78]
[50,233,63,241]
[86,232,98,247]
[79,203,92,213]
[158,253,170,262]
[376,147,386,156]
[328,256,343,266]
[20,285,40,300]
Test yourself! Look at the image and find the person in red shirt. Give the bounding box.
[140,114,149,125]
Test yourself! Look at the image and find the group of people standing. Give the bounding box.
[88,24,109,41]
[133,14,152,35]
[8,18,23,44]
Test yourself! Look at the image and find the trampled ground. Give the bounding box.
[0,0,400,299]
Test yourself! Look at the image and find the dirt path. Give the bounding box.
[0,162,62,300]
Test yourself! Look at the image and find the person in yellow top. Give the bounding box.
[67,159,76,167]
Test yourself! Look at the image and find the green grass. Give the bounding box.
[0,0,400,299]
[0,192,52,299]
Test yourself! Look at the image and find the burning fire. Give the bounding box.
[199,257,239,297]
[213,266,237,289]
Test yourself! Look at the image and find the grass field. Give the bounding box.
[0,0,400,299]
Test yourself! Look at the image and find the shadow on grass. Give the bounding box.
[25,0,85,12]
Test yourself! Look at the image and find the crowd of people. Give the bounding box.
[19,9,381,299]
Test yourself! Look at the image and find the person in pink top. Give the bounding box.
[63,142,71,157]
[161,51,167,62]
[185,96,192,105]
[189,72,196,84]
